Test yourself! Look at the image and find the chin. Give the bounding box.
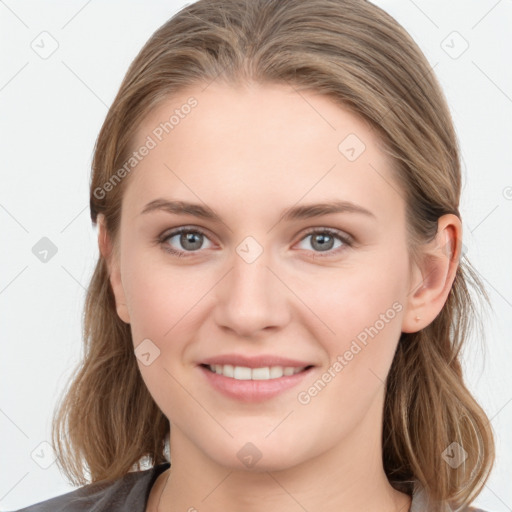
[203,435,310,474]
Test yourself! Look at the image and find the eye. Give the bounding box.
[158,226,353,259]
[158,227,214,257]
[296,228,353,257]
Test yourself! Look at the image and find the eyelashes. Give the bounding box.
[157,226,354,259]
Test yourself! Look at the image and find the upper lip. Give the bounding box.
[199,354,315,369]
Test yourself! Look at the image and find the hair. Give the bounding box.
[51,0,495,509]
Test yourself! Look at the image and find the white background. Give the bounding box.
[1,1,511,510]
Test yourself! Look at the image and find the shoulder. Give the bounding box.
[410,480,492,512]
[12,462,170,512]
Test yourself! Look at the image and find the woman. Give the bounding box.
[16,0,495,510]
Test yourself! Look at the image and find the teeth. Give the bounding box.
[208,364,306,380]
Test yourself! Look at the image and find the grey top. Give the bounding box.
[12,462,489,511]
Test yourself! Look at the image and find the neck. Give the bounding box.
[157,393,411,512]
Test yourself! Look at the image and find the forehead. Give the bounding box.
[123,82,404,225]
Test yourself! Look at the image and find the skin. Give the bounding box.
[98,81,461,512]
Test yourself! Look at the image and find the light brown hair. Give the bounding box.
[51,0,495,509]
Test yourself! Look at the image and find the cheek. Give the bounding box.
[302,256,406,383]
[121,249,206,342]
[122,257,200,421]
[294,271,404,433]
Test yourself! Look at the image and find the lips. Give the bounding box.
[197,354,316,402]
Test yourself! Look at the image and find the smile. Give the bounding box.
[204,364,310,380]
[199,363,315,402]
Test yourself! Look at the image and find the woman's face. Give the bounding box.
[106,82,422,472]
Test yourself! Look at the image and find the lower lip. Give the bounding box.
[198,365,314,402]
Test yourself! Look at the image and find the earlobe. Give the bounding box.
[97,215,131,324]
[401,214,461,333]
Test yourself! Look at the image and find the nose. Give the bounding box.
[213,242,290,338]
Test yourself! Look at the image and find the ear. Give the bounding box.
[401,214,462,333]
[97,214,131,324]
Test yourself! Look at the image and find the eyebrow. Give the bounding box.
[140,198,376,222]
